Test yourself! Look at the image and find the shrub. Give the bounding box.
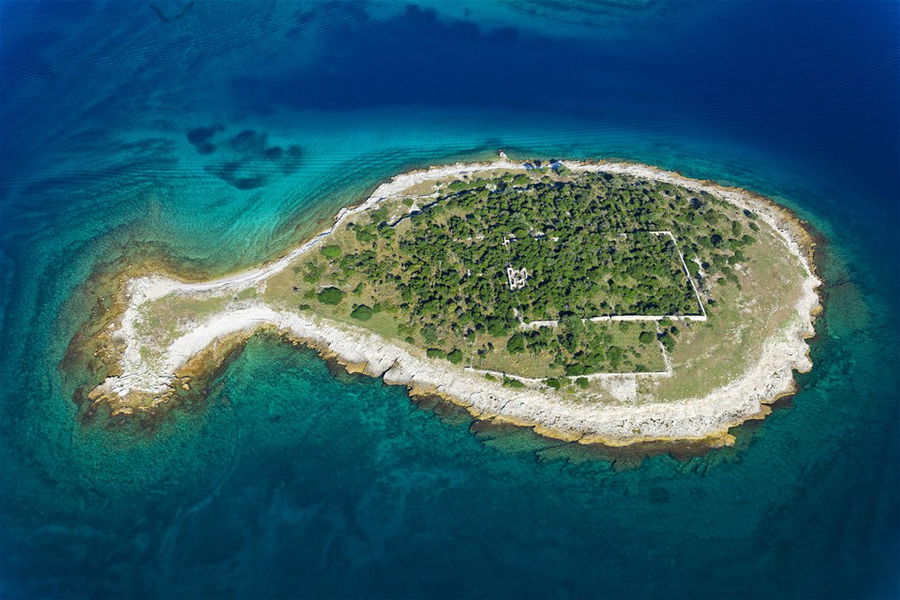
[446,348,463,364]
[503,378,526,389]
[350,304,374,321]
[488,320,508,337]
[659,332,676,353]
[317,286,345,305]
[302,262,323,283]
[638,331,656,344]
[576,377,589,389]
[565,364,584,376]
[506,333,526,354]
[544,378,561,389]
[320,245,342,260]
[370,207,388,223]
[607,347,624,363]
[426,348,446,359]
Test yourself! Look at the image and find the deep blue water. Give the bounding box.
[1,1,898,598]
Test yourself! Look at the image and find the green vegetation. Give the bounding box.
[386,174,721,330]
[320,244,342,259]
[503,378,526,389]
[317,286,345,305]
[506,319,664,376]
[350,304,374,320]
[266,168,761,379]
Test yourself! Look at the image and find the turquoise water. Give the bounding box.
[1,1,898,598]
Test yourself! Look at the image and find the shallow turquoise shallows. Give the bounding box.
[1,1,898,598]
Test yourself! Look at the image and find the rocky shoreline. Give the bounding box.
[79,158,822,448]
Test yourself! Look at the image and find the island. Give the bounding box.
[72,156,821,448]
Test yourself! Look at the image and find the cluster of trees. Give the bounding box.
[347,172,725,331]
[500,318,668,375]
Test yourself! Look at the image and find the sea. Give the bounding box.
[1,1,898,598]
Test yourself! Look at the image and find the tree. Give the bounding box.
[350,304,374,321]
[506,333,526,354]
[488,318,508,337]
[565,364,584,376]
[317,287,345,305]
[686,260,700,278]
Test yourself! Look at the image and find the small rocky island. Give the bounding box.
[75,157,821,448]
